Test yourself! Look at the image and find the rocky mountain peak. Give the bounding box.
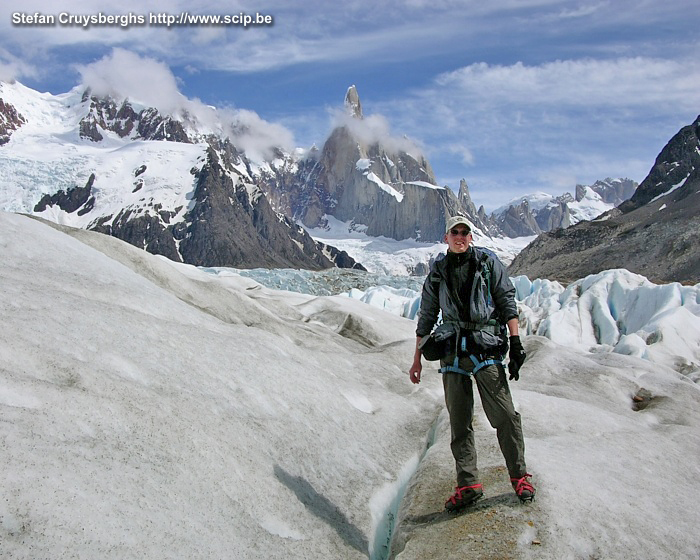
[344,85,363,119]
[620,115,700,212]
[496,198,541,237]
[255,86,476,242]
[457,179,471,201]
[457,179,497,235]
[78,90,192,144]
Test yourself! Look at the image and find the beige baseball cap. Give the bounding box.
[445,216,472,234]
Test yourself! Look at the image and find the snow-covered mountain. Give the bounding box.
[2,210,699,559]
[0,80,521,273]
[0,80,362,270]
[0,79,539,273]
[491,178,638,237]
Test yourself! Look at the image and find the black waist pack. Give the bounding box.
[421,323,508,362]
[419,323,458,361]
[468,327,508,358]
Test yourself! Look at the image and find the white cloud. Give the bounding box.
[370,55,700,209]
[77,48,295,159]
[330,108,424,159]
[77,48,185,114]
[226,108,295,162]
[434,57,699,110]
[444,143,475,166]
[0,47,37,82]
[1,0,697,78]
[545,1,609,20]
[0,1,537,74]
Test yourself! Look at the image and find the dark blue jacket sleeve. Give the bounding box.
[489,257,518,323]
[416,267,441,337]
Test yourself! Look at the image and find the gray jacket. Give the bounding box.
[416,247,518,337]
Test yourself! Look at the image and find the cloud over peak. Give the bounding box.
[76,48,295,161]
[77,48,188,114]
[330,108,424,159]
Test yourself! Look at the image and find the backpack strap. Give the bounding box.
[476,251,493,307]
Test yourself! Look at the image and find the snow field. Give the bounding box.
[0,212,445,559]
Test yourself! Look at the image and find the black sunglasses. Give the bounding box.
[449,228,471,236]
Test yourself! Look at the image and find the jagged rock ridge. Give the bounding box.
[578,178,636,206]
[78,90,193,143]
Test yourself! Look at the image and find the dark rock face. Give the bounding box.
[535,201,570,232]
[260,126,471,242]
[136,108,191,143]
[509,116,700,284]
[255,147,330,228]
[497,200,541,237]
[177,150,334,269]
[315,242,367,271]
[91,209,182,263]
[304,124,452,240]
[34,174,97,216]
[0,98,26,145]
[84,149,341,270]
[620,117,700,212]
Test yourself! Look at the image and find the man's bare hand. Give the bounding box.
[409,361,422,384]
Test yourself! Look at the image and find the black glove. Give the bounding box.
[508,336,526,381]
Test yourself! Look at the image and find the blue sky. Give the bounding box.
[2,0,699,211]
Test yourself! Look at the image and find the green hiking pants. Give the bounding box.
[441,358,527,487]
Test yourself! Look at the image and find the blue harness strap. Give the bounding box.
[440,353,473,377]
[438,334,504,377]
[468,354,504,373]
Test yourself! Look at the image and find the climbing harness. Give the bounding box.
[438,323,505,377]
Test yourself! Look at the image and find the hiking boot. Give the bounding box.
[511,473,535,502]
[445,484,483,512]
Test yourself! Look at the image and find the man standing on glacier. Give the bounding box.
[408,216,535,511]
